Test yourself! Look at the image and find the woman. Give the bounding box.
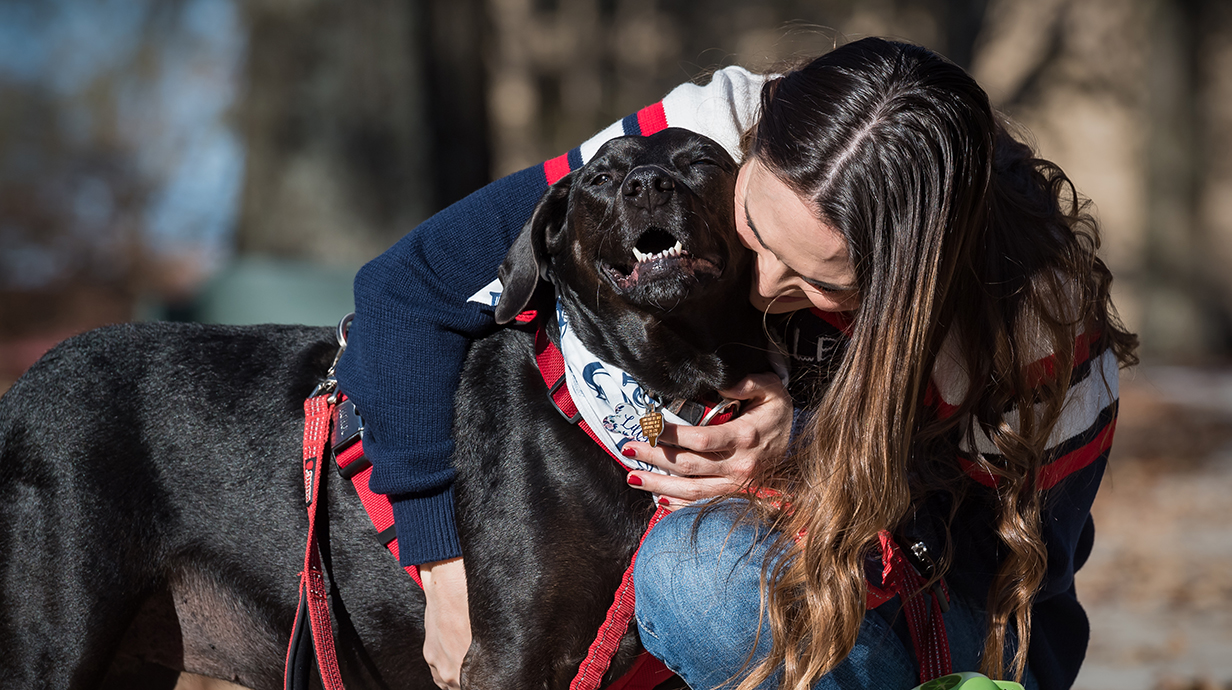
[336,37,1137,690]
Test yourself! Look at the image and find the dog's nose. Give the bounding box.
[622,166,675,210]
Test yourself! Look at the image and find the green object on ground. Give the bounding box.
[913,672,1024,690]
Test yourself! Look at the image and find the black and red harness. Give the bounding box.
[286,314,953,690]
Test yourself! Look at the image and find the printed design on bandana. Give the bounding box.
[467,280,695,474]
[467,277,504,307]
[602,404,648,444]
[582,363,611,403]
[556,302,690,474]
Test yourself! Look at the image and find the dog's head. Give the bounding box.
[495,128,767,398]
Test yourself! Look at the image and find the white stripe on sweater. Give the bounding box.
[958,348,1119,457]
[577,66,769,166]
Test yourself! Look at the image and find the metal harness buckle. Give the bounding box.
[310,313,354,403]
[547,373,583,424]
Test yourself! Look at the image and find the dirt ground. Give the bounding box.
[1074,366,1232,690]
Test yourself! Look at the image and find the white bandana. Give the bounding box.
[466,279,785,475]
[555,301,687,474]
[468,278,683,474]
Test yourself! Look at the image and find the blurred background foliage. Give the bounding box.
[4,2,1232,689]
[2,0,1231,377]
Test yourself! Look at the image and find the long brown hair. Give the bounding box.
[732,38,1138,689]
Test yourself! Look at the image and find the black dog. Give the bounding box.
[0,323,433,689]
[455,128,767,690]
[0,128,767,689]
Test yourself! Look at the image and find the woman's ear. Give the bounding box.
[494,173,574,324]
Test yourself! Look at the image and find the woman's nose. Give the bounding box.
[754,252,791,296]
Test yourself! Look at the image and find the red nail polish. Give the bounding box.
[620,447,637,458]
[658,497,670,506]
[627,474,643,486]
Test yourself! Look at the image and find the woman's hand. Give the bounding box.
[419,557,471,690]
[621,373,792,510]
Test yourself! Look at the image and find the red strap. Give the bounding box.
[876,531,952,683]
[530,324,675,689]
[333,432,423,588]
[570,506,672,690]
[289,394,347,690]
[534,326,625,465]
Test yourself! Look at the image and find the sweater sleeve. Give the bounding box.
[336,65,769,567]
[335,165,549,565]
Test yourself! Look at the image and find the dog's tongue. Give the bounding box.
[614,253,719,290]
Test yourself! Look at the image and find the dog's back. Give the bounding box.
[0,322,432,690]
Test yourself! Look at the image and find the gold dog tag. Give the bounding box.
[639,403,664,447]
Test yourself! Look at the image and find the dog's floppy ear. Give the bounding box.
[495,173,573,324]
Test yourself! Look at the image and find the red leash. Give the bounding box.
[569,504,671,690]
[532,323,718,690]
[868,532,953,683]
[285,392,347,690]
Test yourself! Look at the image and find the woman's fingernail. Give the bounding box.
[658,497,671,506]
[621,447,637,458]
[627,474,643,486]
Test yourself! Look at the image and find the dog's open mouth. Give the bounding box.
[604,227,721,291]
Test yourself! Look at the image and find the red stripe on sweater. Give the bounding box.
[924,383,960,421]
[1038,416,1116,490]
[959,416,1116,489]
[544,154,572,185]
[636,103,669,135]
[925,331,1104,421]
[1023,329,1100,390]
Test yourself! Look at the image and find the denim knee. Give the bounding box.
[633,502,775,687]
[630,502,1040,690]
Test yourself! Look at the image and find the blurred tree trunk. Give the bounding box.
[422,0,491,209]
[1141,0,1232,357]
[1142,0,1205,356]
[236,0,435,267]
[1194,0,1232,352]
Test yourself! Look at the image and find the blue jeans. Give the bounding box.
[632,502,1040,690]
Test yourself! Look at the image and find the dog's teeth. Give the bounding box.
[634,244,686,263]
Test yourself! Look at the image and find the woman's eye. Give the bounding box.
[590,173,612,186]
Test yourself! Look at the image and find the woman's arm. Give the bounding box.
[336,64,771,564]
[337,164,551,565]
[337,65,773,690]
